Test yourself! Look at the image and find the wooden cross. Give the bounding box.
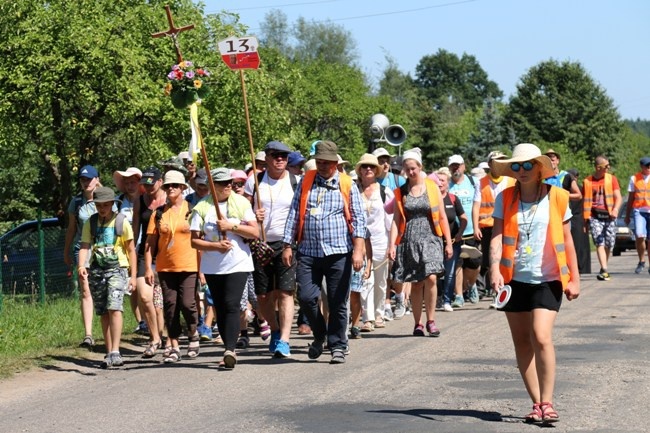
[151,5,195,63]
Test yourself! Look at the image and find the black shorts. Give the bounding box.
[480,227,493,269]
[136,253,158,283]
[252,241,297,295]
[500,280,563,312]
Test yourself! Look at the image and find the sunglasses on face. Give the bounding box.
[215,180,233,187]
[232,182,244,188]
[269,152,289,159]
[162,183,182,190]
[510,161,535,172]
[378,158,390,165]
[360,164,376,170]
[643,164,650,168]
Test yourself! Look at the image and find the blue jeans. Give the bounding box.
[296,252,352,351]
[442,242,461,304]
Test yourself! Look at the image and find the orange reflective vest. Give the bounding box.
[631,172,650,209]
[499,186,570,289]
[478,176,516,228]
[582,173,615,219]
[296,170,352,243]
[394,178,443,245]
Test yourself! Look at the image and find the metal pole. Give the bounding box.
[37,208,45,304]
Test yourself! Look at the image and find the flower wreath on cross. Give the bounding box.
[164,61,211,109]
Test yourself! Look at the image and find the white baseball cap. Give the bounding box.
[448,154,464,165]
[372,147,394,158]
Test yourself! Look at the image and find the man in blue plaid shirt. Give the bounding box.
[282,140,366,364]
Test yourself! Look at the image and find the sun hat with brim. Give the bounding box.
[313,140,339,162]
[355,153,381,177]
[211,167,233,182]
[230,169,247,181]
[162,170,187,188]
[113,167,143,193]
[372,147,394,158]
[491,143,555,179]
[93,187,121,204]
[544,148,560,158]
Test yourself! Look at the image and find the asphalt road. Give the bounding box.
[1,251,649,433]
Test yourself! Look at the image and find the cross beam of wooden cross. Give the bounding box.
[151,5,195,63]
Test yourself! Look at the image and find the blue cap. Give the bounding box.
[264,141,291,153]
[288,151,306,167]
[78,165,99,179]
[640,156,650,166]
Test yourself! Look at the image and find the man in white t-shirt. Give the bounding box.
[625,156,650,274]
[244,141,298,358]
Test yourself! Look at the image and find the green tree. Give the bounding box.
[414,49,503,111]
[506,59,624,162]
[466,98,507,162]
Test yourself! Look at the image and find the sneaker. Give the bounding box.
[80,335,94,349]
[259,321,271,341]
[223,350,237,369]
[468,284,479,304]
[596,271,610,281]
[198,324,213,342]
[383,307,394,321]
[405,300,412,315]
[443,303,454,312]
[635,262,646,274]
[111,352,124,367]
[269,330,281,353]
[350,326,362,339]
[308,340,325,360]
[134,321,149,336]
[393,299,406,319]
[435,297,443,311]
[413,324,425,337]
[426,320,440,337]
[100,353,113,369]
[451,295,465,309]
[236,335,250,349]
[274,340,291,358]
[330,348,346,364]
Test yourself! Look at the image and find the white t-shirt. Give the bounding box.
[473,177,513,202]
[190,200,255,275]
[244,172,295,242]
[360,184,393,257]
[627,174,650,212]
[493,192,571,284]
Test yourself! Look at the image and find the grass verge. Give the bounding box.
[0,296,138,379]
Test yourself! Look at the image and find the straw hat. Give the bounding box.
[491,143,555,179]
[355,153,382,177]
[162,170,188,189]
[113,167,143,193]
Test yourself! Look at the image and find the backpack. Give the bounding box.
[72,193,84,220]
[88,213,127,269]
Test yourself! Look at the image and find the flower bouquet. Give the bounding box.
[164,61,211,109]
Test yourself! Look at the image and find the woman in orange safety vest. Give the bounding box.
[489,143,580,425]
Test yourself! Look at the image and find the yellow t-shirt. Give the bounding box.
[81,214,134,268]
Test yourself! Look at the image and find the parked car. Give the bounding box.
[1,218,71,295]
[613,202,636,256]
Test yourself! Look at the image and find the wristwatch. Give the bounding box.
[232,224,238,232]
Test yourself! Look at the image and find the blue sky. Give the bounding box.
[203,0,649,120]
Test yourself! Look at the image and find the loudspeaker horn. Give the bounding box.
[385,124,406,146]
[369,114,390,135]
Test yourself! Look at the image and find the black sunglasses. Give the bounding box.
[215,180,233,186]
[510,161,535,172]
[269,152,289,159]
[360,164,376,170]
[232,182,244,188]
[162,183,182,190]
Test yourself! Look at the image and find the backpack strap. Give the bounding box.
[117,193,125,211]
[90,213,126,244]
[356,181,387,204]
[73,193,84,220]
[467,174,475,187]
[89,213,99,244]
[114,213,126,237]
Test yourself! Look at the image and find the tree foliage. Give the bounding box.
[414,49,503,111]
[506,60,624,162]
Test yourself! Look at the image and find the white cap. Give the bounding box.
[178,151,190,161]
[448,154,464,165]
[478,161,490,170]
[304,159,317,171]
[337,154,349,166]
[372,147,394,158]
[402,149,422,166]
[255,151,266,161]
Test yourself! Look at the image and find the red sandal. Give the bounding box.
[524,403,543,423]
[540,402,559,423]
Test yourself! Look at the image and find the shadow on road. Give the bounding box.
[367,407,504,422]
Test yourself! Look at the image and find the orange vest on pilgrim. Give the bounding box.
[478,176,516,228]
[631,172,650,209]
[582,173,614,219]
[394,178,443,245]
[296,170,352,243]
[499,185,570,289]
